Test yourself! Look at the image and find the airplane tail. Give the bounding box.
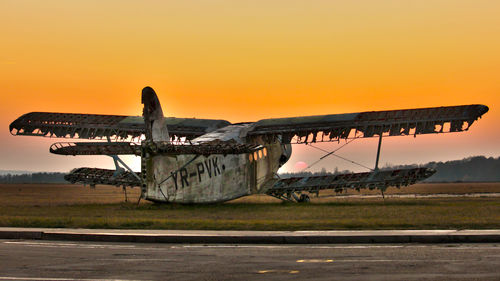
[142,86,169,142]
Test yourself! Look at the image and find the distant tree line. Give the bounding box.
[279,167,351,178]
[386,156,500,182]
[0,156,498,183]
[0,172,67,184]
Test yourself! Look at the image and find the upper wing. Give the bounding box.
[9,112,231,140]
[247,104,488,143]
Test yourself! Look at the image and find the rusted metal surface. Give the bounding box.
[64,168,142,187]
[141,142,285,203]
[194,123,254,143]
[267,167,436,200]
[144,141,262,156]
[9,112,230,140]
[143,153,251,203]
[248,105,489,143]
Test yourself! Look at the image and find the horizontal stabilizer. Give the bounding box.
[50,142,141,156]
[144,141,262,156]
[51,141,261,156]
[65,168,142,187]
[249,104,489,143]
[268,167,435,198]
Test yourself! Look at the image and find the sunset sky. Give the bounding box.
[1,0,499,173]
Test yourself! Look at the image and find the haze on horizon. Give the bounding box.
[1,0,499,173]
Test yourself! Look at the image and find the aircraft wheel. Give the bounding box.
[298,194,310,203]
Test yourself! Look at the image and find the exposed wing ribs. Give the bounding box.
[10,112,231,140]
[10,112,142,139]
[267,167,435,199]
[249,105,488,143]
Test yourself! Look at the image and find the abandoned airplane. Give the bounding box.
[9,87,488,203]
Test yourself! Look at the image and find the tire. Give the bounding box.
[298,194,310,203]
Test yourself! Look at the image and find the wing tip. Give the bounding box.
[9,112,40,135]
[478,104,489,116]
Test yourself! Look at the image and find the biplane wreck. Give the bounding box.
[10,87,488,203]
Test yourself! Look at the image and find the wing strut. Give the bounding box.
[110,155,141,182]
[105,136,141,181]
[285,132,426,202]
[374,134,384,198]
[306,139,374,172]
[106,136,141,202]
[374,134,383,171]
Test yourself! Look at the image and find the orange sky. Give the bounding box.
[1,0,499,172]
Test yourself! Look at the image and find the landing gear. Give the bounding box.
[268,191,312,203]
[298,194,310,203]
[123,186,128,202]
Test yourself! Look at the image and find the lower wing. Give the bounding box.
[267,167,435,201]
[65,168,142,187]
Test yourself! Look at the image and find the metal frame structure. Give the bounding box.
[249,105,488,144]
[267,167,435,202]
[8,87,488,203]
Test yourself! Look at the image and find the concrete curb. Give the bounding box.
[1,228,500,244]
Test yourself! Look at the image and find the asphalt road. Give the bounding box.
[1,240,499,281]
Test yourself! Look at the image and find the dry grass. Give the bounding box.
[0,183,499,230]
[2,182,499,206]
[0,184,142,206]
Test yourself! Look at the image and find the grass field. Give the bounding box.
[0,183,499,230]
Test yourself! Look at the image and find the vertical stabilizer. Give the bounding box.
[142,86,169,142]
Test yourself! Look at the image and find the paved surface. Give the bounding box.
[0,240,499,280]
[1,228,500,243]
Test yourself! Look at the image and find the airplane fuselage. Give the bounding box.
[142,124,290,203]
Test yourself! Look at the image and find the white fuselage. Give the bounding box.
[142,124,289,203]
